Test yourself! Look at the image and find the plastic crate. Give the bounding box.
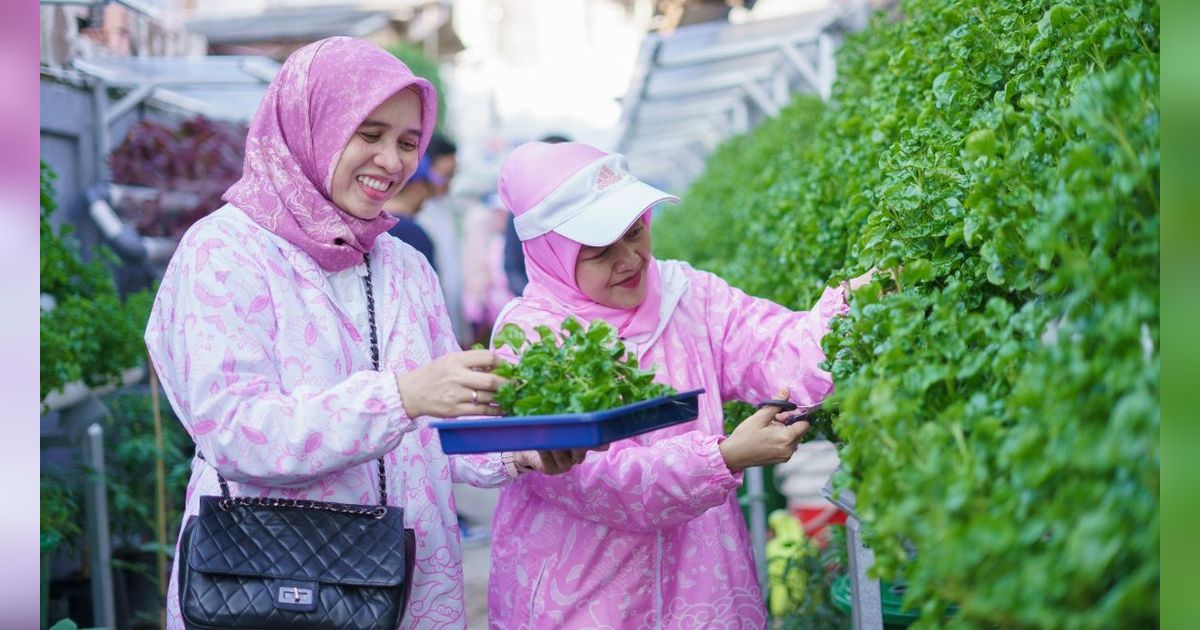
[433,388,705,454]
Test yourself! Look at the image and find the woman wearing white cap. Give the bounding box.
[486,141,880,628]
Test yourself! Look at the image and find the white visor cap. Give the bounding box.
[512,153,679,247]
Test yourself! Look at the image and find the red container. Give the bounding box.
[791,504,846,546]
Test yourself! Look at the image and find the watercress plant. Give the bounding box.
[491,317,675,416]
[653,0,1158,626]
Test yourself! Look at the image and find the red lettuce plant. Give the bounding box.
[108,116,246,239]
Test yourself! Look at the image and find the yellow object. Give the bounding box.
[765,509,809,617]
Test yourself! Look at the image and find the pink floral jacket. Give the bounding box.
[146,205,506,629]
[488,260,848,629]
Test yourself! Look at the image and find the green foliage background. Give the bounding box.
[387,43,449,133]
[40,162,153,401]
[103,391,192,555]
[653,0,1159,626]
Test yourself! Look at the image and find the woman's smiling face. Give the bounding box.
[574,217,652,309]
[330,88,424,220]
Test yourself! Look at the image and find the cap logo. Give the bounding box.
[595,164,622,191]
[513,151,677,242]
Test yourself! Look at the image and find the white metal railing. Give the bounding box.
[823,475,884,629]
[617,0,873,193]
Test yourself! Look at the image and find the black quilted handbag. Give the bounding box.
[176,254,417,629]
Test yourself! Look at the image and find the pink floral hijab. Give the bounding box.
[224,37,438,271]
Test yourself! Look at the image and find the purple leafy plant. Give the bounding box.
[108,116,247,239]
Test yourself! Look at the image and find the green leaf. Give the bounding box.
[964,129,998,159]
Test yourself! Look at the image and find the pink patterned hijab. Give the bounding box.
[224,37,438,271]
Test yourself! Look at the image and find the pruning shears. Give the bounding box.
[756,398,823,425]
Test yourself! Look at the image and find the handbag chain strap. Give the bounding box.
[362,252,389,506]
[212,252,388,519]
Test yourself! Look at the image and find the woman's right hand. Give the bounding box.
[719,387,811,473]
[394,349,507,418]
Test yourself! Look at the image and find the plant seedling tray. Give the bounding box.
[433,388,705,454]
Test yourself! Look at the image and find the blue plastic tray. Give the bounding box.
[432,388,705,454]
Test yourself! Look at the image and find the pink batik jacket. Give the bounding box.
[146,205,506,630]
[488,260,848,629]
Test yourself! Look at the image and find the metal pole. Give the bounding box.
[740,79,781,118]
[104,83,155,127]
[149,364,169,621]
[773,72,790,110]
[817,33,835,102]
[92,77,110,182]
[845,514,883,630]
[82,423,116,630]
[745,466,768,598]
[780,42,822,98]
[731,100,749,134]
[823,477,883,630]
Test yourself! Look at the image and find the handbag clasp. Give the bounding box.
[273,579,318,612]
[279,586,312,605]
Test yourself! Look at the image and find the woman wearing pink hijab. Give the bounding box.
[145,38,585,629]
[488,141,880,628]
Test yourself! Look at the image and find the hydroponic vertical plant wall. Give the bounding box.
[653,0,1159,626]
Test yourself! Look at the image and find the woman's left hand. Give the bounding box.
[845,265,901,293]
[513,444,609,475]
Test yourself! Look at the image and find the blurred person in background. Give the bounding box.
[384,133,456,270]
[410,134,471,344]
[461,192,515,347]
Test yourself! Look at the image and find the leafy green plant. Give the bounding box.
[40,161,153,401]
[102,391,192,554]
[491,317,675,416]
[40,474,82,552]
[653,0,1158,626]
[772,525,848,630]
[94,390,193,629]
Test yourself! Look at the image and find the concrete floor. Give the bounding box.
[454,484,500,629]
